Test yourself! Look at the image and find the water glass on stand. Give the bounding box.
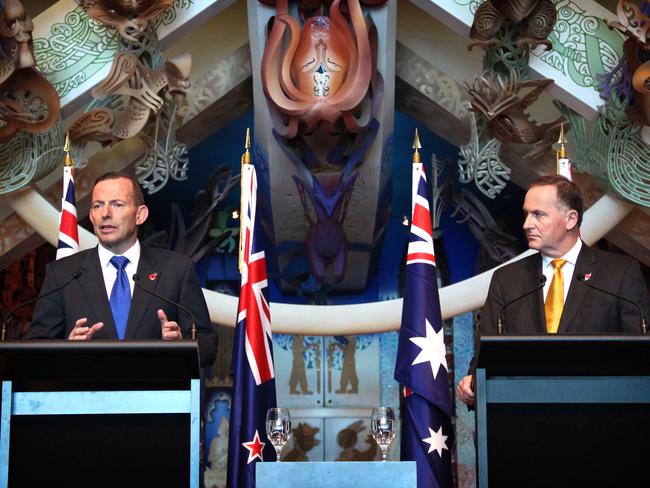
[266,408,292,462]
[371,406,396,462]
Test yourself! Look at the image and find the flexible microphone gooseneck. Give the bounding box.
[576,274,647,335]
[132,274,197,340]
[2,270,82,341]
[495,275,547,334]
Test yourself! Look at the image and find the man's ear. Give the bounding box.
[566,208,579,231]
[136,204,149,225]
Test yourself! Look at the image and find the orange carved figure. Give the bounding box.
[260,0,383,138]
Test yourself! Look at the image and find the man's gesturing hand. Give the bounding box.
[158,309,182,341]
[68,318,104,340]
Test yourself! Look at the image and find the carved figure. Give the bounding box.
[68,51,191,146]
[328,335,358,394]
[335,420,377,461]
[289,335,314,394]
[466,71,564,159]
[260,0,381,138]
[294,172,358,285]
[283,422,320,461]
[0,0,60,142]
[74,0,172,42]
[606,1,650,126]
[469,0,557,51]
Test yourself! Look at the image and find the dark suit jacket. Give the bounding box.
[480,242,650,335]
[26,244,218,367]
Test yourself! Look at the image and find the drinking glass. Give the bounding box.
[266,407,291,462]
[371,406,396,462]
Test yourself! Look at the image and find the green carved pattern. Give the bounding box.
[483,22,529,80]
[537,1,623,89]
[33,2,194,100]
[33,8,117,99]
[557,98,650,207]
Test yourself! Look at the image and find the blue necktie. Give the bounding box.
[110,256,131,340]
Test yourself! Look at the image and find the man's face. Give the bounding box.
[89,177,148,255]
[522,185,577,258]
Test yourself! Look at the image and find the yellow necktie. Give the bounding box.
[545,259,567,333]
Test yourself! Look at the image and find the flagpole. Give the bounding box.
[239,128,251,274]
[556,123,572,180]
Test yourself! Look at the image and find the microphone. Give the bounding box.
[132,274,196,340]
[576,274,647,334]
[2,270,82,341]
[495,275,547,334]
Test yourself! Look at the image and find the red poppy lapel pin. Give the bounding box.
[148,273,158,281]
[584,273,592,282]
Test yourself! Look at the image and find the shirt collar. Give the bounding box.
[542,238,582,269]
[97,240,141,269]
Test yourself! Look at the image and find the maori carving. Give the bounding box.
[69,0,192,194]
[605,1,650,126]
[74,0,172,43]
[469,0,557,51]
[0,0,60,143]
[260,0,381,138]
[465,71,564,160]
[261,0,387,287]
[556,0,650,207]
[68,51,191,146]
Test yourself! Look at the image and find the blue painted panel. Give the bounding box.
[486,376,650,403]
[256,461,417,488]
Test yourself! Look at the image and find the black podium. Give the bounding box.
[0,341,201,487]
[475,335,650,487]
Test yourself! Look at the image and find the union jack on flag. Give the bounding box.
[227,155,277,488]
[56,158,79,260]
[394,155,453,488]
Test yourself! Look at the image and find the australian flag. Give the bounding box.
[394,160,453,487]
[226,162,277,488]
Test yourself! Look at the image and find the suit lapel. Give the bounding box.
[522,254,547,333]
[557,242,595,334]
[79,247,117,339]
[125,247,160,339]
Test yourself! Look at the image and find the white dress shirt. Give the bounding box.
[541,239,582,302]
[97,240,141,300]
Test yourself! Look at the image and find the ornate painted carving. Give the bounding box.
[260,0,387,287]
[74,0,173,43]
[67,1,192,194]
[260,0,380,138]
[69,51,190,145]
[469,0,557,51]
[0,0,60,142]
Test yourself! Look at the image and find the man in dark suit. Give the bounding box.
[457,175,650,406]
[26,172,218,367]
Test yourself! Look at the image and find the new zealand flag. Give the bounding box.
[226,163,277,488]
[394,161,453,488]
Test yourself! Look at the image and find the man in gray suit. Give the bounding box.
[27,172,217,367]
[457,175,650,406]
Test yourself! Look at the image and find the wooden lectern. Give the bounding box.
[475,335,650,487]
[0,341,201,487]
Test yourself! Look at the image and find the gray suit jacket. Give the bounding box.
[26,245,218,367]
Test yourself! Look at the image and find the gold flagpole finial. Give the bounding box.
[63,132,74,167]
[412,128,421,165]
[555,123,567,174]
[241,128,251,165]
[556,123,567,159]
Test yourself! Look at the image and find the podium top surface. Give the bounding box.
[0,340,200,384]
[477,335,650,376]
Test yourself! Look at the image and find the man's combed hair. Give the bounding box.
[529,175,583,227]
[92,171,145,206]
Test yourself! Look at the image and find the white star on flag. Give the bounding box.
[409,318,448,379]
[422,426,449,457]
